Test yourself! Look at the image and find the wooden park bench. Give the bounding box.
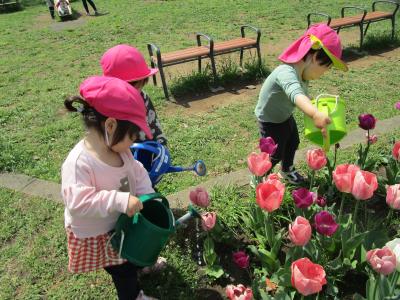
[147,25,261,99]
[0,0,19,8]
[307,0,399,48]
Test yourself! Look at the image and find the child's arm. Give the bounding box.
[295,94,331,133]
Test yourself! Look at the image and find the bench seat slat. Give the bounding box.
[152,46,210,64]
[329,11,393,28]
[214,38,257,53]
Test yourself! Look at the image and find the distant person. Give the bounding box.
[254,24,348,184]
[82,0,98,16]
[45,0,55,19]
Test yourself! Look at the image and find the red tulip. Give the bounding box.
[315,195,327,207]
[366,246,397,275]
[393,141,400,161]
[259,137,278,156]
[333,164,360,193]
[291,258,327,296]
[386,184,400,210]
[225,284,253,300]
[200,212,216,231]
[351,170,378,200]
[189,187,210,208]
[232,251,250,269]
[292,188,314,209]
[256,180,285,212]
[358,113,376,130]
[314,211,339,236]
[247,152,272,176]
[289,216,312,246]
[306,149,327,170]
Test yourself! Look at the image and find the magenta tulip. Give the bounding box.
[315,195,327,207]
[351,170,378,200]
[291,258,327,296]
[225,284,253,300]
[306,149,327,170]
[395,101,400,110]
[366,246,397,275]
[314,211,339,236]
[333,164,361,193]
[358,113,376,130]
[256,180,285,212]
[289,216,312,246]
[232,251,250,269]
[386,184,400,210]
[247,152,272,176]
[189,187,210,208]
[200,212,216,231]
[393,141,400,161]
[292,188,314,209]
[259,137,278,156]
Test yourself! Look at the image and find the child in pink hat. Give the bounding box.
[62,76,157,300]
[100,44,167,146]
[255,24,348,184]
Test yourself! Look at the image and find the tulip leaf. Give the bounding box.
[205,265,224,279]
[353,293,366,300]
[273,291,293,300]
[342,231,367,259]
[379,276,391,298]
[366,276,377,299]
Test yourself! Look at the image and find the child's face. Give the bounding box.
[110,133,137,153]
[302,53,331,81]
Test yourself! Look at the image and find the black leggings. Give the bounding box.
[82,0,97,13]
[258,115,300,172]
[104,262,140,300]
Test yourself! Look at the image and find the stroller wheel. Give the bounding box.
[194,160,206,176]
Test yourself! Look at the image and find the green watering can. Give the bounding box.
[109,193,200,267]
[304,94,347,152]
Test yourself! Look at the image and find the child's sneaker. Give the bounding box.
[136,290,158,300]
[279,166,305,185]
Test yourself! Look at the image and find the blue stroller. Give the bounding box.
[130,141,207,186]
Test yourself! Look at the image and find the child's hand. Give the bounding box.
[126,195,143,217]
[313,111,331,137]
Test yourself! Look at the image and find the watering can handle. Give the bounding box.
[315,94,339,113]
[315,94,338,152]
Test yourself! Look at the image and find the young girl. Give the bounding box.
[82,0,97,16]
[255,24,348,184]
[100,44,168,146]
[62,76,157,300]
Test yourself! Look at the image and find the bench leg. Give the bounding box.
[198,56,202,73]
[210,56,217,82]
[239,48,244,67]
[364,21,371,37]
[150,59,157,86]
[158,65,169,100]
[359,23,364,48]
[391,17,396,40]
[256,44,261,65]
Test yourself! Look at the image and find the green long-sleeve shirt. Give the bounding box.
[255,64,309,123]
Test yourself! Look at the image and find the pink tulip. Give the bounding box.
[351,170,378,200]
[314,211,339,236]
[256,180,285,212]
[366,133,378,144]
[393,141,400,161]
[333,164,361,193]
[289,216,312,246]
[200,212,216,231]
[247,152,272,176]
[189,187,210,208]
[306,149,327,170]
[291,258,327,296]
[395,101,400,110]
[292,188,314,209]
[366,246,397,275]
[386,184,400,209]
[225,284,253,300]
[265,173,282,182]
[232,251,250,269]
[259,137,278,156]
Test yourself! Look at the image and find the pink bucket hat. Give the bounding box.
[278,24,348,71]
[79,76,153,139]
[100,44,158,82]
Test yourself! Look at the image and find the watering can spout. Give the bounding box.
[175,205,201,227]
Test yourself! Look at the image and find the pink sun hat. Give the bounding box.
[100,44,159,82]
[278,24,348,71]
[79,76,153,139]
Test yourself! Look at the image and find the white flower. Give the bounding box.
[386,238,400,271]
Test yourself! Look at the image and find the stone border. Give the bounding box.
[1,115,399,208]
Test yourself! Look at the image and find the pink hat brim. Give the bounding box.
[278,35,312,64]
[126,68,159,82]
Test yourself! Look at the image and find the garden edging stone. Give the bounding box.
[0,115,399,208]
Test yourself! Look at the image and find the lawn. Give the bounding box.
[1,0,400,299]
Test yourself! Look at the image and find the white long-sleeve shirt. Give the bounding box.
[61,140,154,238]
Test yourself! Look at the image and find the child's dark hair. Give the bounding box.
[64,96,140,146]
[304,48,332,67]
